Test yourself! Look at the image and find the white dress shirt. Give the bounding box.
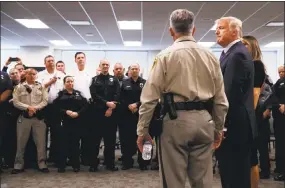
[37,69,65,104]
[223,39,240,53]
[72,69,92,100]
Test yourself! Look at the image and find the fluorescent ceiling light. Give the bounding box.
[265,21,284,27]
[15,19,49,29]
[210,23,217,31]
[198,42,216,47]
[264,42,284,48]
[118,21,142,30]
[87,41,106,45]
[124,41,142,46]
[67,20,91,26]
[86,33,94,37]
[49,40,72,46]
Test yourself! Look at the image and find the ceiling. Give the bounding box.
[1,1,284,50]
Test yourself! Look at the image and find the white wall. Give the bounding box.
[1,46,54,72]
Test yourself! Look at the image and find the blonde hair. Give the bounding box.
[242,35,262,61]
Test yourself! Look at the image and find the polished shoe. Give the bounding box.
[89,167,98,172]
[121,164,132,170]
[139,165,148,171]
[151,164,159,170]
[259,171,270,179]
[106,166,119,171]
[1,164,9,169]
[11,169,24,174]
[274,174,284,181]
[39,168,49,173]
[58,168,65,173]
[73,168,80,172]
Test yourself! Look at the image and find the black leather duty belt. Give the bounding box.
[174,102,207,111]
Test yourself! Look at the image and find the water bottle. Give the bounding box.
[142,141,152,160]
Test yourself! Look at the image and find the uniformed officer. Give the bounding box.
[72,52,92,166]
[272,65,285,181]
[0,70,13,172]
[37,55,65,164]
[11,68,49,174]
[53,76,88,173]
[1,68,21,169]
[136,9,228,188]
[113,62,128,161]
[89,59,121,171]
[120,63,147,170]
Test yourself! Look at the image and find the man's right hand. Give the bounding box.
[263,109,271,119]
[106,102,116,109]
[5,57,12,66]
[213,130,223,150]
[27,106,37,115]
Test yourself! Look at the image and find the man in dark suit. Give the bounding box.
[215,17,256,188]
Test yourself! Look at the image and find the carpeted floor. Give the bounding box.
[1,144,284,188]
[1,165,283,188]
[1,156,284,188]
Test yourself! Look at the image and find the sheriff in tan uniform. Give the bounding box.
[137,9,229,188]
[12,68,49,174]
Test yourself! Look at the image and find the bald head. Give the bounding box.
[113,62,124,79]
[99,59,110,75]
[278,66,284,79]
[130,63,140,79]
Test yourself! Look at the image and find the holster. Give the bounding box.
[163,93,178,120]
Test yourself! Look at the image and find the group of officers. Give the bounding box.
[1,8,285,188]
[0,53,161,174]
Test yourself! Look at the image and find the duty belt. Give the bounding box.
[174,102,207,111]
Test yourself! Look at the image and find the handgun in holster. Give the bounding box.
[163,93,178,120]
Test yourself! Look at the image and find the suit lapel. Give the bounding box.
[220,41,242,74]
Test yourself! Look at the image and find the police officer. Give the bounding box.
[0,70,13,172]
[136,9,228,188]
[272,65,285,181]
[11,68,49,174]
[113,63,128,161]
[89,59,120,171]
[53,76,88,173]
[72,52,92,166]
[1,68,21,169]
[120,63,146,170]
[37,55,65,164]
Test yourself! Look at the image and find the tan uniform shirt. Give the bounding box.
[137,35,229,136]
[13,81,48,111]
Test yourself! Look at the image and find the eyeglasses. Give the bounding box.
[279,71,285,74]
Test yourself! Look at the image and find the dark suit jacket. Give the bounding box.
[220,41,257,145]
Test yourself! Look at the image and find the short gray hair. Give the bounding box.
[215,17,243,38]
[9,68,18,75]
[170,9,195,34]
